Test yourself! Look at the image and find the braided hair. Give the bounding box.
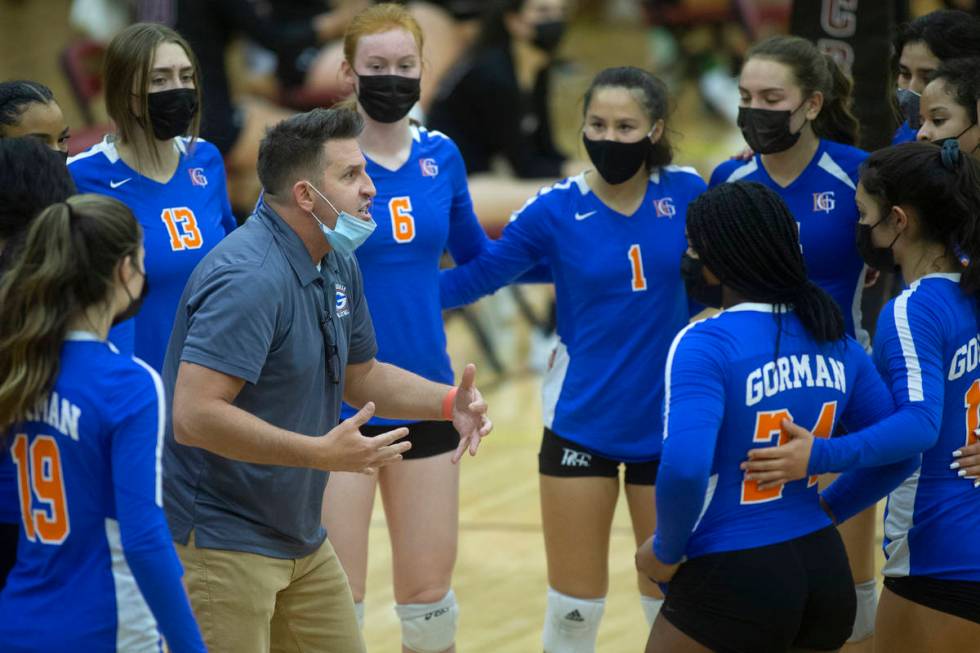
[0,80,54,135]
[687,181,845,349]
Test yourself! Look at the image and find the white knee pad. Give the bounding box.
[353,601,364,630]
[640,595,664,626]
[542,587,605,653]
[394,589,459,653]
[848,579,878,642]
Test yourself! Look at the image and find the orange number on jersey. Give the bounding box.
[628,244,647,292]
[161,207,203,251]
[389,197,415,244]
[965,379,980,447]
[741,409,792,504]
[741,401,838,504]
[11,434,70,544]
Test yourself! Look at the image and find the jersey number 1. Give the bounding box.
[965,379,980,447]
[11,434,70,544]
[741,401,837,505]
[628,244,647,292]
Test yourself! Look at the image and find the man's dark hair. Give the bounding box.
[257,108,364,196]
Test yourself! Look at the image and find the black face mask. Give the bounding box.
[532,20,565,54]
[680,252,723,308]
[146,88,198,141]
[856,219,901,270]
[356,74,420,123]
[736,104,805,155]
[896,88,922,131]
[582,133,651,185]
[112,269,148,326]
[933,124,980,154]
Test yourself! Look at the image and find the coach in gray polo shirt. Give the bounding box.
[161,108,492,653]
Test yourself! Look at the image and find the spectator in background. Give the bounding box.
[428,0,585,227]
[0,137,77,591]
[917,57,980,161]
[0,80,71,156]
[69,23,236,371]
[891,9,980,144]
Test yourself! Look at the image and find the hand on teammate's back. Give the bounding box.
[317,401,411,474]
[952,435,980,488]
[451,363,493,464]
[741,418,815,490]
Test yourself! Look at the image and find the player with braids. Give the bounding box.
[749,141,980,652]
[710,36,881,645]
[0,80,71,155]
[638,181,930,653]
[0,195,204,652]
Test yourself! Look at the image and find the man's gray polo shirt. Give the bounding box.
[162,201,377,558]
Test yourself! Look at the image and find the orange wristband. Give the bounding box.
[441,387,458,420]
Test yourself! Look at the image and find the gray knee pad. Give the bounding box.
[394,589,458,653]
[542,587,605,653]
[848,579,878,642]
[353,601,364,630]
[640,595,664,626]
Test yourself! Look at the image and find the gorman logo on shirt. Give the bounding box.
[335,283,350,318]
[419,158,439,177]
[189,167,208,187]
[653,197,676,218]
[813,191,835,213]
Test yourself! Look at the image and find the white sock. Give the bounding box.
[848,579,878,642]
[641,595,664,626]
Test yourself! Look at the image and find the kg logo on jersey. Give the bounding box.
[419,158,439,177]
[189,167,208,187]
[812,191,835,213]
[335,283,350,318]
[653,197,676,218]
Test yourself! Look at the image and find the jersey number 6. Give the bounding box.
[741,401,837,505]
[389,197,415,244]
[11,434,70,545]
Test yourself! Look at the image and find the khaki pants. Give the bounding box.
[175,532,365,653]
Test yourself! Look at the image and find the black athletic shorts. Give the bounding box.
[0,522,18,590]
[885,575,980,624]
[361,420,459,460]
[661,526,856,653]
[538,427,659,485]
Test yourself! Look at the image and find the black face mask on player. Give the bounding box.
[582,132,652,185]
[736,102,808,155]
[146,88,197,140]
[356,74,421,123]
[112,267,149,326]
[680,252,723,308]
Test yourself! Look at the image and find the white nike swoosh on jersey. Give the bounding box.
[574,211,597,221]
[109,178,132,188]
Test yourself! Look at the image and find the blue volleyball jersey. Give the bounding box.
[441,167,706,460]
[653,305,895,564]
[892,120,918,145]
[826,274,980,581]
[710,140,869,343]
[340,126,489,426]
[0,335,204,652]
[69,136,236,371]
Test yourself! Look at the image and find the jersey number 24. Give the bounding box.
[741,402,837,505]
